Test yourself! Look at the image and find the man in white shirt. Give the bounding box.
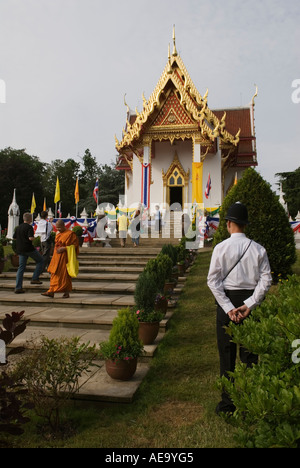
[34,211,53,272]
[207,202,272,415]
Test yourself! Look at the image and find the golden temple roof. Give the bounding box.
[115,29,240,154]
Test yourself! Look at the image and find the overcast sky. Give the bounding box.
[0,0,299,193]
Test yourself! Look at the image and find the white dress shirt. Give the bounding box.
[34,219,53,242]
[207,233,272,314]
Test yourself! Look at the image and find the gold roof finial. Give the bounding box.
[172,25,178,56]
[252,84,258,106]
[124,93,130,113]
[167,43,172,73]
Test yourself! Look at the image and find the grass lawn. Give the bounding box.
[3,248,300,448]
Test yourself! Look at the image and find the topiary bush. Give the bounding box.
[99,307,143,362]
[143,254,173,293]
[160,244,177,266]
[134,270,159,312]
[213,167,296,282]
[219,275,300,448]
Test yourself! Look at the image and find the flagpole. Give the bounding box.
[55,203,57,219]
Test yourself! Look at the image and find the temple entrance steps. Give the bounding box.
[0,243,190,402]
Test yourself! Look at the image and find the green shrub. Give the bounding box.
[219,275,300,448]
[134,270,159,311]
[72,225,83,236]
[213,167,296,281]
[160,244,177,266]
[15,336,96,432]
[156,253,173,282]
[176,237,188,263]
[99,308,143,361]
[144,258,164,293]
[32,236,41,248]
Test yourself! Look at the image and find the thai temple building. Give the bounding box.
[115,29,258,216]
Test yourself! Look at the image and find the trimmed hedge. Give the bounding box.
[213,168,296,281]
[220,275,300,448]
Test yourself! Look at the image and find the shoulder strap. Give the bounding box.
[222,240,252,282]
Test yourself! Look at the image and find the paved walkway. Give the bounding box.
[0,244,191,402]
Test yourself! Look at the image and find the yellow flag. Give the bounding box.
[74,178,79,204]
[43,198,46,211]
[234,172,238,185]
[192,162,203,203]
[54,177,60,203]
[30,193,36,214]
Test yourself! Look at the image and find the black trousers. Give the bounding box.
[41,239,52,271]
[216,289,258,408]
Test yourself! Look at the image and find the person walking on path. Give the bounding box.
[131,209,141,247]
[41,219,79,299]
[117,211,129,247]
[34,210,53,272]
[13,212,44,294]
[207,202,272,415]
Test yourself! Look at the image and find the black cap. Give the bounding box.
[225,202,249,225]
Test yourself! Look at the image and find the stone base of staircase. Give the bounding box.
[0,243,194,402]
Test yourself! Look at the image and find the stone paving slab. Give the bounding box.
[0,272,140,282]
[75,362,150,403]
[0,280,137,295]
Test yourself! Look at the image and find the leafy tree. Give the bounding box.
[276,167,300,219]
[0,147,45,228]
[97,162,125,208]
[213,167,296,281]
[42,158,80,217]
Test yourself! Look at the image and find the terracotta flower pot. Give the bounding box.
[10,254,19,268]
[164,281,175,294]
[105,357,137,381]
[138,321,160,345]
[154,297,168,315]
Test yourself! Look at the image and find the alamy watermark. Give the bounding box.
[291,79,300,104]
[292,339,300,364]
[0,79,6,104]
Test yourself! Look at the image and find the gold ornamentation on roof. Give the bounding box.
[116,33,240,153]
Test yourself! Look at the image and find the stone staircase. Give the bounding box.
[0,237,191,403]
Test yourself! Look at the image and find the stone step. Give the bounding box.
[0,280,136,295]
[0,304,174,332]
[6,323,167,360]
[0,272,140,283]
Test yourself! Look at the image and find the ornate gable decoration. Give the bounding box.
[115,31,240,154]
[152,90,194,127]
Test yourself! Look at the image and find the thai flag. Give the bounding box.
[93,179,99,203]
[57,202,62,218]
[205,173,211,199]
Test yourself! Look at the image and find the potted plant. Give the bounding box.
[99,307,144,381]
[156,253,175,294]
[135,308,164,345]
[154,293,168,315]
[0,229,8,246]
[72,225,84,246]
[134,271,164,345]
[0,244,7,274]
[32,235,41,251]
[10,238,19,267]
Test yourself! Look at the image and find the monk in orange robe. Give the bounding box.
[41,219,79,298]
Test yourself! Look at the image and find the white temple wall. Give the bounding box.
[202,144,222,208]
[151,140,193,212]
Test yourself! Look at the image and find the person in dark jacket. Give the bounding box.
[14,212,44,294]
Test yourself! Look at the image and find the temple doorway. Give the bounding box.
[169,186,183,210]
